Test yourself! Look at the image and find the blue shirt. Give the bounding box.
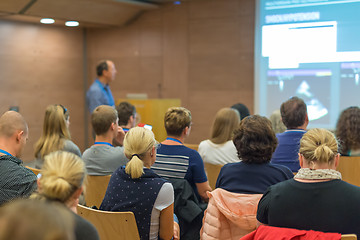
[216,162,293,194]
[151,144,208,200]
[86,79,115,113]
[271,129,306,172]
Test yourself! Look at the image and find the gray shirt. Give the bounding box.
[35,140,82,169]
[82,145,128,176]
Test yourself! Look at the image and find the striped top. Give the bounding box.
[152,144,208,199]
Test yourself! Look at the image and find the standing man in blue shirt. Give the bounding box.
[86,60,117,113]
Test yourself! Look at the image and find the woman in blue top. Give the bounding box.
[100,127,175,240]
[216,115,294,194]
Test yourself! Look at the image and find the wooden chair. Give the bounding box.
[184,143,199,151]
[204,163,223,190]
[337,156,360,187]
[25,166,41,176]
[341,234,357,240]
[77,204,140,240]
[84,175,111,208]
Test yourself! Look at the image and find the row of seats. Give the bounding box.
[202,156,360,190]
[26,155,360,239]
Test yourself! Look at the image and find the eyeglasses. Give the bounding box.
[155,142,161,151]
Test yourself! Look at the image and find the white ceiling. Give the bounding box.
[0,0,166,27]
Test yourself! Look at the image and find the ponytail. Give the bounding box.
[314,144,335,163]
[125,155,144,179]
[123,127,156,179]
[32,151,85,203]
[300,128,338,164]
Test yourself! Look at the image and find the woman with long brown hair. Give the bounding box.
[34,104,81,168]
[198,108,240,165]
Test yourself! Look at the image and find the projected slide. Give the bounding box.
[255,0,360,129]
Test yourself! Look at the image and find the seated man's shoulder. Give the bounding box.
[181,146,203,162]
[0,156,36,186]
[83,145,123,157]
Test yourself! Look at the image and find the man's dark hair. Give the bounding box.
[231,103,250,120]
[96,60,108,77]
[280,97,307,129]
[116,102,136,126]
[91,105,118,135]
[233,115,277,164]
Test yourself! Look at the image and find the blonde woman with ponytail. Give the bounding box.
[31,151,99,240]
[257,128,360,236]
[100,127,176,240]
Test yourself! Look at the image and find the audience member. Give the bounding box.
[34,104,81,168]
[336,106,360,156]
[271,97,308,172]
[116,101,137,133]
[31,151,99,240]
[257,128,360,236]
[198,108,240,165]
[216,115,293,194]
[269,109,286,134]
[0,199,74,240]
[86,60,117,113]
[0,111,37,205]
[82,105,128,176]
[151,107,212,202]
[100,127,175,240]
[231,103,250,120]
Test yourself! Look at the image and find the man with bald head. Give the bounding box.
[86,60,117,113]
[0,111,37,205]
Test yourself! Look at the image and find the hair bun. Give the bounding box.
[314,144,333,162]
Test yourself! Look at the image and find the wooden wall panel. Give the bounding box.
[0,20,84,161]
[86,0,255,144]
[189,0,240,19]
[162,5,189,104]
[188,55,243,91]
[189,17,241,55]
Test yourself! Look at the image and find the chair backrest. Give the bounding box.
[337,156,360,187]
[204,163,223,189]
[341,234,357,240]
[26,166,41,176]
[84,175,111,208]
[77,204,140,240]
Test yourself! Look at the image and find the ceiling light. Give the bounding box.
[65,21,79,27]
[40,18,55,24]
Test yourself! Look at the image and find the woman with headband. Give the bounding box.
[34,104,81,168]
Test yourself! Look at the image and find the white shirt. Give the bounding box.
[149,182,174,240]
[198,140,239,165]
